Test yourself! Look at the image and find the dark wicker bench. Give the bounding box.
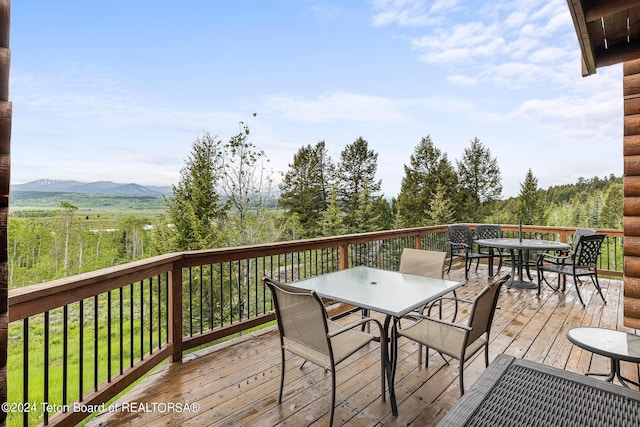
[438,354,640,426]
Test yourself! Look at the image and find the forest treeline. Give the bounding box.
[8,122,623,288]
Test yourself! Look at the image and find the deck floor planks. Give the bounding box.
[86,266,636,427]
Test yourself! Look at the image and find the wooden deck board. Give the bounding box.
[86,267,637,427]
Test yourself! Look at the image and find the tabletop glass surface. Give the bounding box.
[475,238,570,251]
[291,266,463,318]
[567,327,640,360]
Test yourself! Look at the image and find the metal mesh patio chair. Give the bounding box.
[264,277,387,427]
[399,248,446,278]
[475,224,506,277]
[446,224,491,280]
[397,274,509,396]
[399,248,452,362]
[536,233,606,306]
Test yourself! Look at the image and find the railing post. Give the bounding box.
[559,230,568,243]
[415,233,422,249]
[169,260,183,362]
[339,243,349,270]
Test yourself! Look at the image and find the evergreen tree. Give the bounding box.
[320,187,348,237]
[515,169,546,225]
[600,183,623,229]
[352,184,381,233]
[456,137,502,221]
[278,141,334,238]
[396,136,457,228]
[336,137,382,230]
[426,184,455,225]
[165,132,228,251]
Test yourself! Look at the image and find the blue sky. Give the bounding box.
[9,0,623,198]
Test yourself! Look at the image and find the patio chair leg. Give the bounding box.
[279,349,285,403]
[459,360,465,396]
[330,369,336,427]
[592,275,607,304]
[574,278,586,307]
[485,345,489,367]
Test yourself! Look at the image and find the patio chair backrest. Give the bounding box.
[475,224,502,240]
[399,248,446,278]
[448,224,474,247]
[570,228,596,251]
[264,278,331,357]
[466,275,507,345]
[574,234,606,269]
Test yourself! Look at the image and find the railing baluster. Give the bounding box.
[199,267,203,334]
[158,274,162,346]
[94,295,98,392]
[140,280,144,361]
[130,284,134,368]
[44,311,49,425]
[63,305,68,407]
[108,291,112,382]
[79,299,84,402]
[219,263,224,327]
[149,277,153,354]
[188,267,193,336]
[209,265,214,330]
[23,318,28,427]
[119,287,124,375]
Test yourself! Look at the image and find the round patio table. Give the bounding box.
[474,238,570,289]
[567,327,640,388]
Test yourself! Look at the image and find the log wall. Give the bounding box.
[624,59,640,327]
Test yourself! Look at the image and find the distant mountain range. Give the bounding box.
[11,179,173,197]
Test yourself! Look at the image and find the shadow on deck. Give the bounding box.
[87,265,634,426]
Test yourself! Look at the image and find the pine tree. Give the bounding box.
[426,184,455,225]
[515,169,546,225]
[320,187,348,237]
[336,137,382,230]
[352,184,381,233]
[456,137,502,222]
[600,183,623,229]
[165,132,228,251]
[396,136,457,228]
[278,141,334,237]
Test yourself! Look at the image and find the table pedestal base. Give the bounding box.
[586,358,640,388]
[507,279,537,289]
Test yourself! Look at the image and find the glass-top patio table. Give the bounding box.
[290,266,464,416]
[474,238,569,289]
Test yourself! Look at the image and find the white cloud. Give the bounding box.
[264,91,409,124]
[370,0,439,27]
[447,74,477,86]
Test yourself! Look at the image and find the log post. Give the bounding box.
[624,59,640,327]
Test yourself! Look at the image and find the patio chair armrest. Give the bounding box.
[402,313,472,331]
[425,296,472,317]
[328,317,385,338]
[536,251,570,265]
[448,241,470,249]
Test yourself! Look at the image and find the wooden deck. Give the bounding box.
[86,266,636,427]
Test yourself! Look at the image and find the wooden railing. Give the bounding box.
[6,225,623,426]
